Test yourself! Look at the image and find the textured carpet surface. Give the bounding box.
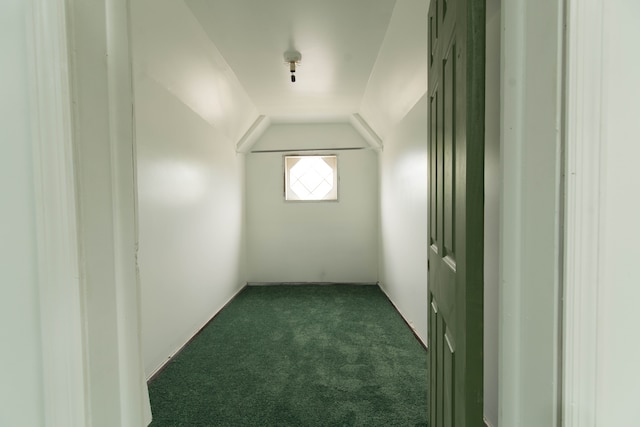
[148,285,428,426]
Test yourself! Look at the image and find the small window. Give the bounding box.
[284,155,338,201]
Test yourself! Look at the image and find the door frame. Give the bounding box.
[499,0,565,425]
[27,0,151,425]
[27,0,87,424]
[562,0,604,424]
[500,0,604,425]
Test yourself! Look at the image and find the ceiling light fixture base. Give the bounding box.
[284,50,302,83]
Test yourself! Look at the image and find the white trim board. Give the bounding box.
[349,113,383,151]
[236,115,271,153]
[562,0,603,425]
[499,0,565,425]
[27,0,88,425]
[59,0,151,424]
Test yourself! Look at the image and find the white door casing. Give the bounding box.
[500,0,565,425]
[27,0,87,424]
[28,0,152,425]
[562,0,603,425]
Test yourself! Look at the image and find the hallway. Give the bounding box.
[4,0,640,426]
[131,0,444,411]
[131,0,478,422]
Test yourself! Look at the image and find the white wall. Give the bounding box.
[131,0,255,377]
[246,123,378,283]
[595,2,640,424]
[377,96,430,342]
[362,0,430,343]
[0,2,45,425]
[484,0,501,425]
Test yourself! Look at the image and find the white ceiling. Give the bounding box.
[184,0,397,122]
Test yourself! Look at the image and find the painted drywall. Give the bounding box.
[363,0,429,343]
[484,0,501,425]
[359,0,428,141]
[595,2,640,424]
[131,0,253,377]
[378,96,429,343]
[246,123,378,283]
[0,2,45,425]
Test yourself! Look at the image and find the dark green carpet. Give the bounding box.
[148,285,428,426]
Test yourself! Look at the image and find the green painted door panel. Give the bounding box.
[428,0,485,426]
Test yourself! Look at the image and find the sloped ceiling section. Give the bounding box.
[181,0,426,150]
[359,0,429,141]
[133,0,259,144]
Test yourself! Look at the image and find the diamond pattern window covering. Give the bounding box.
[285,155,338,201]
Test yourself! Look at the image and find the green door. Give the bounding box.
[428,0,485,425]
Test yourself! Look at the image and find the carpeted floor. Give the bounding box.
[148,284,428,426]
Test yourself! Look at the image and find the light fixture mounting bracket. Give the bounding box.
[284,50,302,83]
[284,50,302,64]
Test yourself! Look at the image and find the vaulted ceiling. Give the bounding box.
[128,0,428,150]
[184,0,398,122]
